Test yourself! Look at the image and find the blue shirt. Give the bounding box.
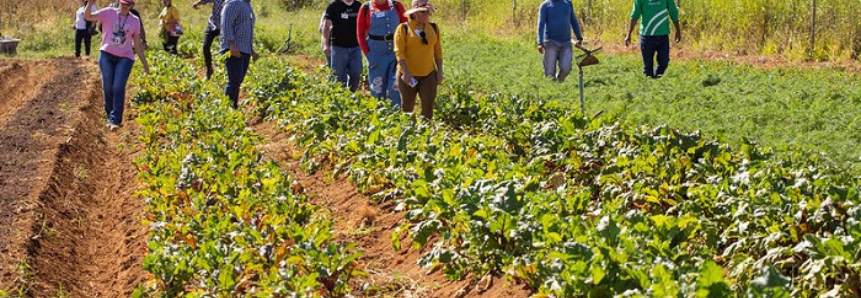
[220,0,255,54]
[536,0,583,45]
[200,0,225,31]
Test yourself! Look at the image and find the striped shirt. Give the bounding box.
[200,0,224,30]
[220,0,255,54]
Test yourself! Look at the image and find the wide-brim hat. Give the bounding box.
[404,0,436,16]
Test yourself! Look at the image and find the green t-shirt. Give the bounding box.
[630,0,679,36]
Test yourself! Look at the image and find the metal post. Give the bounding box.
[578,66,585,113]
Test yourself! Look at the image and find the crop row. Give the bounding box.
[249,57,861,298]
[131,53,361,298]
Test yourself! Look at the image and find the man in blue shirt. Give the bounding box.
[221,0,258,109]
[536,0,583,82]
[192,0,224,79]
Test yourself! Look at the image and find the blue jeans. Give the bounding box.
[98,51,134,125]
[366,40,400,106]
[331,45,362,92]
[640,35,670,78]
[225,53,251,109]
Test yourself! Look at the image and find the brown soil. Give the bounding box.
[590,41,861,74]
[0,58,146,297]
[252,121,532,298]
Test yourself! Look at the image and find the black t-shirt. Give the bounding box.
[324,0,361,47]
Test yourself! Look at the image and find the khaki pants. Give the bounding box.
[398,70,438,120]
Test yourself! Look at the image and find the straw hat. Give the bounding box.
[404,0,436,16]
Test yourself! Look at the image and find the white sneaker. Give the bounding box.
[108,124,119,131]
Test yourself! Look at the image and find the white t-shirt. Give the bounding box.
[75,5,99,29]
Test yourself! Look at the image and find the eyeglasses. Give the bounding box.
[419,31,428,45]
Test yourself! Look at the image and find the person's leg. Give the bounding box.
[655,35,671,78]
[202,28,219,78]
[170,36,180,55]
[366,50,385,98]
[416,71,438,120]
[385,58,401,107]
[556,42,574,82]
[75,29,84,57]
[109,58,135,125]
[542,40,559,78]
[83,30,92,56]
[346,46,363,92]
[640,36,657,78]
[98,52,116,122]
[224,55,242,108]
[397,72,419,114]
[330,46,350,88]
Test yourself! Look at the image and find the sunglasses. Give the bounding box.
[419,31,428,45]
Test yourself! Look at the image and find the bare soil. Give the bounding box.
[0,58,146,298]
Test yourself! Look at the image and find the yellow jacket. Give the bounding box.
[394,19,442,77]
[159,6,180,32]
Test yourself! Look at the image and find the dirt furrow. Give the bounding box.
[0,58,146,298]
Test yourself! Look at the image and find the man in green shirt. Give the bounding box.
[624,0,681,78]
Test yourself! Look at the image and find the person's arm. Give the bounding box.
[394,23,412,83]
[134,33,150,75]
[171,7,180,25]
[192,0,212,9]
[321,18,333,57]
[624,0,641,46]
[221,1,241,57]
[395,2,407,23]
[536,3,546,54]
[669,0,681,43]
[569,2,583,46]
[357,4,370,55]
[83,0,99,22]
[433,24,443,85]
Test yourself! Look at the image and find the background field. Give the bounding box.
[4,0,861,60]
[3,0,858,173]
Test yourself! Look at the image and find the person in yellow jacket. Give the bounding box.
[159,0,181,54]
[394,0,442,120]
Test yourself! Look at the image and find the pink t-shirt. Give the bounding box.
[97,8,141,60]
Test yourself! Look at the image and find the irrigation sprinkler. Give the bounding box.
[573,43,601,113]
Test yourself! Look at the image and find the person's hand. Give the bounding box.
[230,44,241,58]
[251,50,259,62]
[401,72,415,85]
[143,64,150,75]
[323,44,331,57]
[624,35,632,47]
[674,31,682,43]
[435,71,443,86]
[537,44,544,54]
[574,39,583,47]
[192,1,201,9]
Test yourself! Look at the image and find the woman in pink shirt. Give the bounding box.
[84,0,149,131]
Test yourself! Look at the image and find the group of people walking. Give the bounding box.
[322,0,443,120]
[76,0,681,131]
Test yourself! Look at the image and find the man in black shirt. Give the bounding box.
[321,0,363,92]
